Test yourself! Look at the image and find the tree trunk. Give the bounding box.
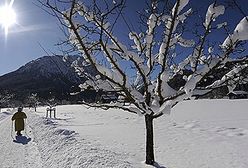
[145,114,155,165]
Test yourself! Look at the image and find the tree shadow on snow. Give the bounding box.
[152,162,167,168]
[13,136,31,145]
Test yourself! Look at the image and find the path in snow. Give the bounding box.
[0,108,136,168]
[28,110,134,168]
[0,110,42,168]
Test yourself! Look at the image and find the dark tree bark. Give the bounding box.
[145,114,155,165]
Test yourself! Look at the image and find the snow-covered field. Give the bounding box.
[0,99,248,168]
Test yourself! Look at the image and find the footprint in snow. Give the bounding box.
[214,127,248,137]
[172,121,200,130]
[172,122,248,138]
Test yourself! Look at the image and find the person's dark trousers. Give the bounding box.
[17,131,22,136]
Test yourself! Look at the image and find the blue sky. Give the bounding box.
[0,0,63,75]
[0,0,247,75]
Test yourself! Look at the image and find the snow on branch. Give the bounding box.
[204,3,225,28]
[222,17,248,49]
[206,64,248,92]
[172,0,189,16]
[43,0,248,118]
[129,32,144,52]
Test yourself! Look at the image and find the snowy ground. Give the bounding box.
[0,99,248,168]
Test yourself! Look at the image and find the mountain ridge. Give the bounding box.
[0,55,88,103]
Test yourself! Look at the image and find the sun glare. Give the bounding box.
[0,4,16,36]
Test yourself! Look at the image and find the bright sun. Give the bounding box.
[0,4,16,36]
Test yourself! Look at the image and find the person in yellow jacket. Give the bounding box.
[11,107,27,136]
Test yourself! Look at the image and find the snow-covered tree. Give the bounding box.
[0,92,14,111]
[26,93,39,112]
[46,97,57,109]
[41,0,248,165]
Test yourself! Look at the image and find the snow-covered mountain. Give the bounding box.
[0,55,93,102]
[17,55,79,79]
